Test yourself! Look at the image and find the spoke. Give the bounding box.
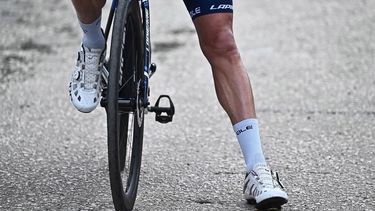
[119,74,135,93]
[123,112,134,192]
[127,113,134,171]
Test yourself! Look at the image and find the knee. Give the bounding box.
[199,28,240,62]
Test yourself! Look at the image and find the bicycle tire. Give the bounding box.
[106,0,144,210]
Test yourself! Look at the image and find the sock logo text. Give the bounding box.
[236,125,253,135]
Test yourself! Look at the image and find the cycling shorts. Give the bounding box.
[183,0,233,20]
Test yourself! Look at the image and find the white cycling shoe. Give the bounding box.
[243,163,288,210]
[69,45,105,113]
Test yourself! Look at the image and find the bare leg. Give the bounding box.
[71,0,106,23]
[193,13,256,124]
[192,11,270,182]
[189,12,288,209]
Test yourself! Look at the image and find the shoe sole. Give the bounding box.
[255,197,288,210]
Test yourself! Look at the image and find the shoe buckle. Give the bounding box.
[73,70,81,80]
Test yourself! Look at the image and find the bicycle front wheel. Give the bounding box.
[106,0,144,210]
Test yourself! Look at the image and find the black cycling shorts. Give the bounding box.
[183,0,233,20]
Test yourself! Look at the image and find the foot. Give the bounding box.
[243,163,288,210]
[69,44,105,113]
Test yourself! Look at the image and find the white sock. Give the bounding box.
[79,16,105,49]
[233,119,266,172]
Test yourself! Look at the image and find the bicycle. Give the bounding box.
[99,0,175,210]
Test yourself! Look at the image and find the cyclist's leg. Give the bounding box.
[71,0,106,49]
[192,12,267,169]
[68,0,106,113]
[71,0,106,23]
[194,14,288,209]
[184,1,287,207]
[183,0,254,124]
[194,14,255,124]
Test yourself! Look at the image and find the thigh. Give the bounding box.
[183,0,233,20]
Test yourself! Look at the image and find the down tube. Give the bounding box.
[141,0,151,106]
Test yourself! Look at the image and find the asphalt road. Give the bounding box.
[1,0,374,210]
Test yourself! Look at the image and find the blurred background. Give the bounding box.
[0,0,374,210]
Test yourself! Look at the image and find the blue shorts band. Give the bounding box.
[183,0,233,20]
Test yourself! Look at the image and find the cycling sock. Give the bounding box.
[79,16,105,49]
[233,119,267,172]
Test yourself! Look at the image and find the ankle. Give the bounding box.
[79,16,105,49]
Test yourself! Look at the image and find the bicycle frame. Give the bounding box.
[141,0,152,107]
[103,0,152,108]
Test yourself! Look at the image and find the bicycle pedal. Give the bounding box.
[149,95,174,124]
